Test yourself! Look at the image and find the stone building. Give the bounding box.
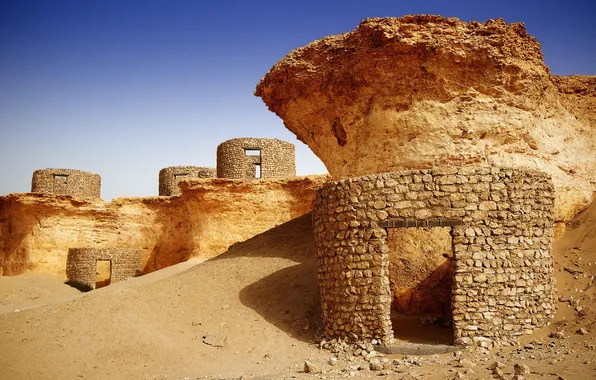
[216,138,295,179]
[31,168,101,199]
[313,167,555,346]
[159,166,216,196]
[66,248,142,290]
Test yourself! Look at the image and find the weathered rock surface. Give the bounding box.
[256,15,595,222]
[0,176,328,277]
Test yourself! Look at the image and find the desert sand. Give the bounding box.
[0,200,595,379]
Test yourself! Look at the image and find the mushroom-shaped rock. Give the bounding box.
[256,15,596,222]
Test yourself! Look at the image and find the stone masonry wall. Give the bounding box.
[66,248,142,290]
[313,167,555,346]
[159,166,216,196]
[31,168,101,199]
[216,138,295,179]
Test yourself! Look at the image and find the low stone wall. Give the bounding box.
[313,167,555,346]
[159,166,216,196]
[31,168,101,199]
[66,248,142,289]
[216,138,295,179]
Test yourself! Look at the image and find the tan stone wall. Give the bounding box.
[159,166,216,196]
[31,168,101,199]
[66,248,142,289]
[313,167,555,346]
[216,138,295,179]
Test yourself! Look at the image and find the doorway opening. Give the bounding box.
[386,226,454,345]
[95,259,112,289]
[244,148,262,178]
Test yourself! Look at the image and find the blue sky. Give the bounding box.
[1,0,594,200]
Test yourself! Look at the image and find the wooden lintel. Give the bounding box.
[381,218,463,229]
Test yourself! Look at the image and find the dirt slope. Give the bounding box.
[1,205,595,379]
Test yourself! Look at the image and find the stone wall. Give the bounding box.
[313,167,555,346]
[66,248,142,290]
[216,138,295,179]
[31,168,101,199]
[159,166,216,196]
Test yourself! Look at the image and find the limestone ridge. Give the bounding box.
[255,15,596,223]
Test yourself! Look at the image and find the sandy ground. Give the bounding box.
[1,204,595,379]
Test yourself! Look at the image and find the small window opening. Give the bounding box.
[174,173,189,180]
[95,259,111,289]
[53,174,69,194]
[244,149,260,156]
[255,164,261,178]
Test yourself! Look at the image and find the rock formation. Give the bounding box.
[0,176,328,277]
[256,15,595,223]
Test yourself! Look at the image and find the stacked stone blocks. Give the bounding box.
[31,168,101,199]
[216,138,295,179]
[313,167,555,346]
[159,166,216,196]
[66,248,142,290]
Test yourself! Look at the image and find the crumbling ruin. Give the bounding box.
[313,167,555,346]
[31,168,101,199]
[66,248,142,290]
[159,166,216,196]
[216,138,295,179]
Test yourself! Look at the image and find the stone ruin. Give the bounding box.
[313,166,555,346]
[66,248,142,290]
[159,166,216,196]
[31,168,101,199]
[216,138,295,179]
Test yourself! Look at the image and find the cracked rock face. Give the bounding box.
[256,15,595,221]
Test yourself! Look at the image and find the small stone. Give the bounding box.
[369,359,384,371]
[328,356,338,366]
[549,331,565,339]
[373,199,386,210]
[304,360,320,373]
[576,327,589,335]
[514,363,530,375]
[457,358,475,368]
[488,361,505,370]
[202,334,225,348]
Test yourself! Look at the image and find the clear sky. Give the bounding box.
[1,0,594,200]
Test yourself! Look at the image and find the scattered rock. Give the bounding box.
[550,331,565,339]
[514,363,530,376]
[456,358,475,368]
[369,359,384,371]
[303,360,320,374]
[576,327,589,335]
[328,356,338,366]
[488,361,505,370]
[202,334,225,348]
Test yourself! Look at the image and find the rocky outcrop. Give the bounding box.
[256,15,595,223]
[0,176,328,277]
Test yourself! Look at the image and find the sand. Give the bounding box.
[1,204,595,379]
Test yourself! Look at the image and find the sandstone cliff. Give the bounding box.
[256,15,595,223]
[0,176,328,277]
